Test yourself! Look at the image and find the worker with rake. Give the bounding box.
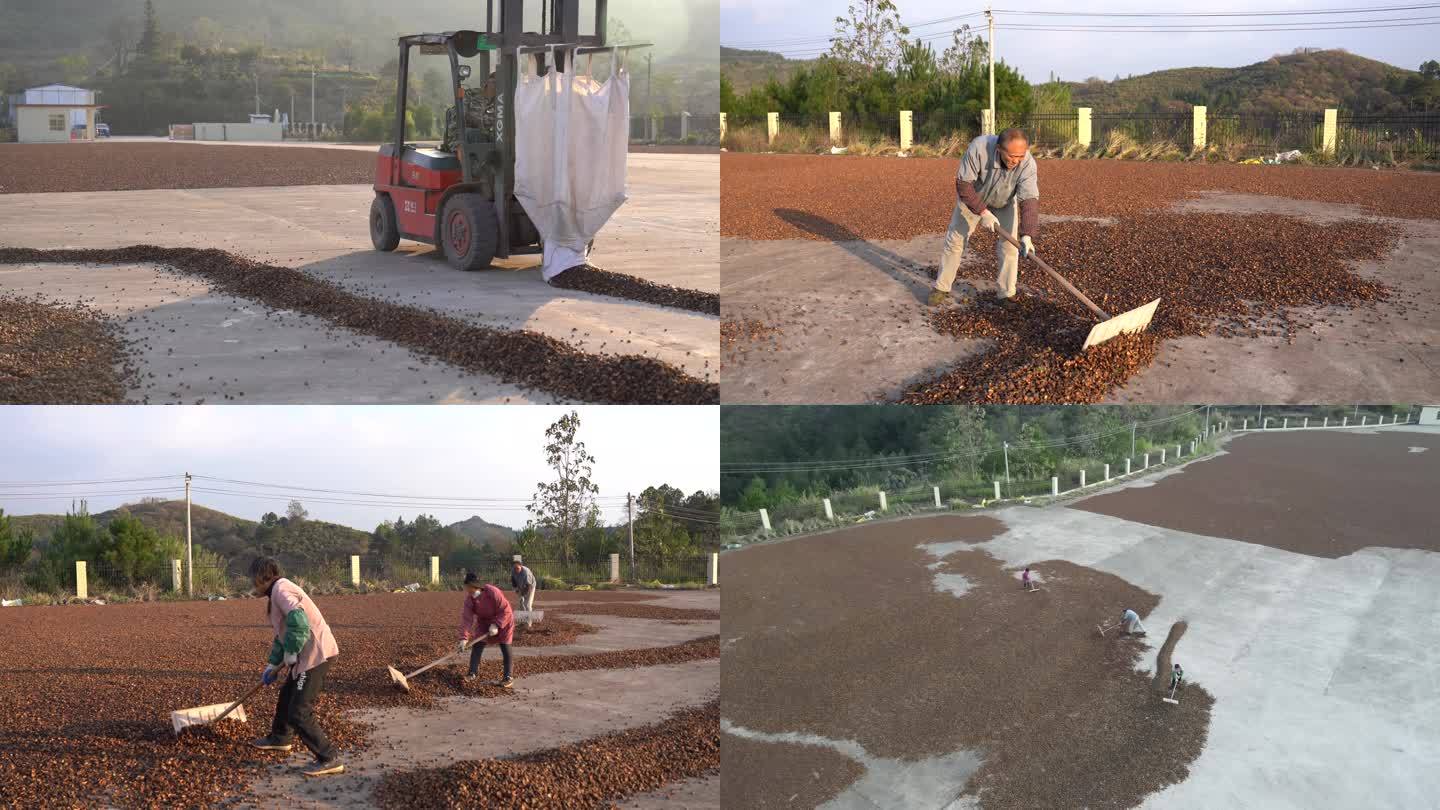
[247,556,344,777]
[1119,608,1147,637]
[459,572,516,688]
[512,557,537,629]
[930,128,1040,308]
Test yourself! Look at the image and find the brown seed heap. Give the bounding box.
[0,142,372,194]
[900,212,1399,403]
[542,603,721,621]
[720,154,1440,240]
[1152,620,1190,694]
[0,294,138,403]
[374,701,719,810]
[0,591,717,807]
[0,246,717,404]
[725,514,1215,810]
[549,264,720,315]
[720,318,785,357]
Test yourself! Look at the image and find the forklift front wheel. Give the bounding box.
[370,194,400,252]
[441,194,500,272]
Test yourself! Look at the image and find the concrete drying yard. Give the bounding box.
[0,141,718,404]
[720,155,1440,404]
[721,425,1440,809]
[0,588,719,808]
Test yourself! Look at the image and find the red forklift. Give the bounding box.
[370,0,637,272]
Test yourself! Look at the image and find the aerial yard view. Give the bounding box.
[0,405,722,808]
[719,405,1440,809]
[0,0,721,405]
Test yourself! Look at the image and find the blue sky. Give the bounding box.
[720,1,1434,80]
[0,406,719,531]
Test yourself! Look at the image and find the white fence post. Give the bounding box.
[1343,417,1348,426]
[1104,463,1111,481]
[1303,417,1309,428]
[708,553,719,586]
[430,556,440,584]
[1077,107,1092,147]
[829,111,842,145]
[878,491,888,511]
[609,553,621,582]
[1125,458,1132,475]
[681,110,691,140]
[1242,418,1248,430]
[1283,418,1289,429]
[823,499,834,520]
[899,110,913,151]
[1323,417,1328,427]
[759,509,772,532]
[1051,477,1059,496]
[351,555,360,586]
[1361,416,1368,426]
[719,112,727,142]
[1079,469,1087,488]
[1193,105,1207,148]
[993,481,1002,500]
[766,112,779,144]
[1143,453,1150,468]
[171,559,182,591]
[76,561,87,600]
[933,486,942,508]
[1160,448,1167,463]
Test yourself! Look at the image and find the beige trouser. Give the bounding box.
[519,589,535,626]
[934,200,1020,297]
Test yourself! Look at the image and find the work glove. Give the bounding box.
[283,651,298,667]
[978,209,1000,233]
[262,664,280,686]
[458,640,470,655]
[1019,235,1035,259]
[488,624,499,637]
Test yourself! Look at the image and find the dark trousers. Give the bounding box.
[468,641,512,679]
[272,660,336,760]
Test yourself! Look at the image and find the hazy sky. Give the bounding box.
[721,1,1433,80]
[0,406,719,531]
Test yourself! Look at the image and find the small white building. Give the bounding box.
[1418,406,1440,426]
[10,84,103,143]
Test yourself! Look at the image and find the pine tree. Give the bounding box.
[139,0,160,59]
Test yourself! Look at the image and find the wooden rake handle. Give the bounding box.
[991,225,1111,320]
[406,640,482,680]
[212,665,289,725]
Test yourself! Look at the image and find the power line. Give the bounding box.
[725,11,985,49]
[189,474,628,505]
[0,474,182,488]
[991,3,1440,16]
[996,18,1440,32]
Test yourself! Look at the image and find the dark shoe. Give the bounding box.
[498,676,515,689]
[303,756,345,777]
[927,289,949,306]
[251,735,294,752]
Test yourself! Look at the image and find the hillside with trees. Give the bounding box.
[1,0,717,136]
[445,515,517,550]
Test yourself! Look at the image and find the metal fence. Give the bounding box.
[1090,112,1192,147]
[1207,112,1323,153]
[629,113,720,145]
[1336,112,1440,159]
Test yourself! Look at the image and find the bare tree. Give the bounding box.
[828,0,910,72]
[107,16,138,74]
[939,24,987,77]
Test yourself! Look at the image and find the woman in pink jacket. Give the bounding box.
[247,556,344,777]
[459,572,516,687]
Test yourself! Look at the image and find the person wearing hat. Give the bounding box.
[247,556,344,777]
[511,557,537,628]
[459,572,516,687]
[1021,567,1037,592]
[1170,663,1184,692]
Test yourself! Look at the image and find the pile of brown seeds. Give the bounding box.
[725,514,1214,810]
[900,212,1399,403]
[720,318,785,355]
[720,153,1440,240]
[0,591,716,806]
[549,265,720,314]
[0,246,717,404]
[549,603,720,621]
[0,294,138,403]
[0,142,372,194]
[374,701,719,810]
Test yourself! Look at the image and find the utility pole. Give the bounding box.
[185,472,193,597]
[1003,441,1010,483]
[986,6,995,135]
[311,70,317,127]
[626,493,635,582]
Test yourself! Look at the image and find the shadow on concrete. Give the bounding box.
[774,208,985,306]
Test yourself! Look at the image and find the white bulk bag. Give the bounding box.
[514,48,631,280]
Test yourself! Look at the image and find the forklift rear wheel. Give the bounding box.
[370,194,400,252]
[441,194,499,272]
